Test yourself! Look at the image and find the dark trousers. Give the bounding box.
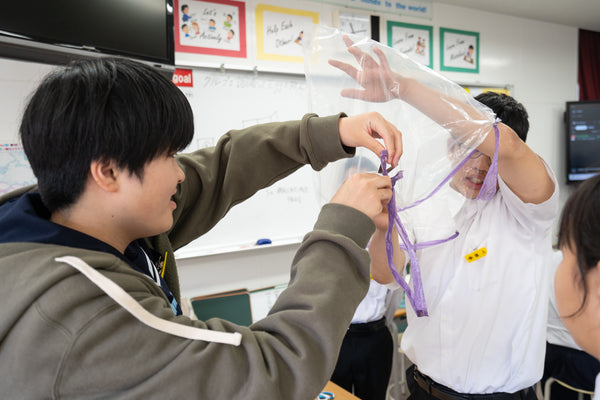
[406,365,537,400]
[542,342,600,400]
[330,318,393,400]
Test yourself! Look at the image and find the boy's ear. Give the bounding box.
[89,159,120,192]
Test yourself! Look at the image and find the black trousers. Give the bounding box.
[406,365,537,400]
[330,318,394,400]
[542,342,600,400]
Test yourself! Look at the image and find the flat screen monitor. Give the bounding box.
[0,0,174,73]
[566,100,600,183]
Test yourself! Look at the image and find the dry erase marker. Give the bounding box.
[256,238,272,245]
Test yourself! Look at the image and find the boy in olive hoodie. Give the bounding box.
[0,57,402,399]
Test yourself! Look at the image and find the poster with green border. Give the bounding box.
[440,27,479,73]
[387,21,433,68]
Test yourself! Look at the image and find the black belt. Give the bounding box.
[413,367,532,400]
[347,317,387,333]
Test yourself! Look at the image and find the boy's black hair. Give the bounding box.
[558,174,600,316]
[182,5,188,12]
[20,57,194,213]
[474,92,529,143]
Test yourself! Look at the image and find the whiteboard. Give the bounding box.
[174,67,322,258]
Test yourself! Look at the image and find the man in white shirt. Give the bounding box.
[331,280,400,400]
[329,157,402,400]
[331,40,558,399]
[401,92,557,399]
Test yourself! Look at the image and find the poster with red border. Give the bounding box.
[174,0,247,58]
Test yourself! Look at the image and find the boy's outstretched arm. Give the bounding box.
[329,36,554,204]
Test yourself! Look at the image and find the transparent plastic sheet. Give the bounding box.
[304,26,497,316]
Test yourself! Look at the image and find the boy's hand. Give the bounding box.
[338,112,402,168]
[328,35,405,103]
[330,173,392,221]
[372,209,390,232]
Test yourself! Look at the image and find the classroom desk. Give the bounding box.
[316,381,361,400]
[394,307,407,318]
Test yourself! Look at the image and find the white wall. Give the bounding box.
[0,1,578,298]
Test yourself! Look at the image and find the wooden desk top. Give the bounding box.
[394,308,406,318]
[316,381,361,400]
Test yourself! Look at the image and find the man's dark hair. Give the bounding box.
[20,57,194,213]
[558,174,600,316]
[474,92,529,142]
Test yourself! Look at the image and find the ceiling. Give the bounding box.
[433,0,600,32]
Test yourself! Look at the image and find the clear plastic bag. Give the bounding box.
[304,26,498,315]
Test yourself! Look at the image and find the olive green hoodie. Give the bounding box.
[0,114,373,399]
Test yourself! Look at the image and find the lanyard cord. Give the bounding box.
[55,256,242,345]
[378,120,500,317]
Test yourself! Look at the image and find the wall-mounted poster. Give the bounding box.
[440,27,479,73]
[174,0,247,58]
[255,4,319,63]
[387,21,432,68]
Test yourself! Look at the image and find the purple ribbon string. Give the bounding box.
[380,150,429,317]
[397,232,459,251]
[475,120,500,201]
[378,120,500,317]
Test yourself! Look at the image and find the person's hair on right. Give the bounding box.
[558,173,600,316]
[20,58,194,213]
[474,92,529,143]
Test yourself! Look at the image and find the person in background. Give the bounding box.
[331,37,557,400]
[0,57,404,399]
[543,249,600,399]
[331,279,400,400]
[330,156,402,400]
[554,174,600,399]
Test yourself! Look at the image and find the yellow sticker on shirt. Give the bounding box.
[465,247,487,263]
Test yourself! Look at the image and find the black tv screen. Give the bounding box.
[566,100,600,183]
[0,0,174,72]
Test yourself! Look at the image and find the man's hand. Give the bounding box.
[338,112,402,168]
[328,35,405,103]
[330,173,392,221]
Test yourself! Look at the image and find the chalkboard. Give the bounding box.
[173,67,322,258]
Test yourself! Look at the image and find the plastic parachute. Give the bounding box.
[303,26,498,316]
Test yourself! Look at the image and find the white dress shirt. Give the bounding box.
[351,279,396,324]
[401,162,558,394]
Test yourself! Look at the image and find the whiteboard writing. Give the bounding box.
[174,67,321,258]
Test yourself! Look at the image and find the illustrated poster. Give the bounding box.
[174,0,246,58]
